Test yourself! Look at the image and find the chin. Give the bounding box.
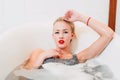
[58,45,66,49]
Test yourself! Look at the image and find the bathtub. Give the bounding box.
[0,21,120,80]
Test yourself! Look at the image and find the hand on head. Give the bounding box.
[62,10,80,22]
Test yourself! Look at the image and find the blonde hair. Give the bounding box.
[53,17,75,34]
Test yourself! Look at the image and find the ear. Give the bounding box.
[71,33,75,38]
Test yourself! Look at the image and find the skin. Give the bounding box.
[52,21,74,55]
[64,10,114,61]
[23,10,114,69]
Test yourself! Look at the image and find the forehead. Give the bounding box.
[53,21,71,30]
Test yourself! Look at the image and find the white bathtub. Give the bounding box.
[0,21,120,80]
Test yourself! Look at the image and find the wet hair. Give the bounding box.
[53,17,75,34]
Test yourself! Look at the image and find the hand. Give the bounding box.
[63,10,80,22]
[23,49,60,69]
[42,49,60,58]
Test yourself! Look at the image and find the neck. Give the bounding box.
[56,47,72,54]
[56,47,73,59]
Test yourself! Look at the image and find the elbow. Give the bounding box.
[106,31,114,40]
[103,29,114,40]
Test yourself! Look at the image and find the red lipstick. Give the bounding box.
[58,40,64,44]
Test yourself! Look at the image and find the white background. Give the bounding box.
[0,0,111,34]
[0,0,120,80]
[116,0,120,35]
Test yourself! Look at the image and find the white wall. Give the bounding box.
[0,0,109,34]
[116,0,120,35]
[0,0,25,33]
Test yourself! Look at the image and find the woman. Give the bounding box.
[23,10,114,70]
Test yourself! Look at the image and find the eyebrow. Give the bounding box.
[63,29,68,31]
[55,29,68,31]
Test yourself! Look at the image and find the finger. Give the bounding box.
[65,10,73,18]
[61,16,70,22]
[62,16,69,21]
[63,12,73,21]
[53,55,59,58]
[55,48,61,53]
[53,51,60,58]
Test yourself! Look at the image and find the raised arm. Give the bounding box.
[63,10,114,62]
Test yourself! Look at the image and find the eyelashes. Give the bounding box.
[64,31,68,33]
[55,32,59,34]
[55,31,68,34]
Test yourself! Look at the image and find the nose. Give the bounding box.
[59,33,64,39]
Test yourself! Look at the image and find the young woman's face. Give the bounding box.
[52,21,74,49]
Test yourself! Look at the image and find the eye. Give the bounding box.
[55,32,59,34]
[64,31,68,34]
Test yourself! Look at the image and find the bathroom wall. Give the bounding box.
[116,0,120,35]
[0,0,109,34]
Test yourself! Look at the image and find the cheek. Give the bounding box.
[66,34,72,40]
[64,35,72,43]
